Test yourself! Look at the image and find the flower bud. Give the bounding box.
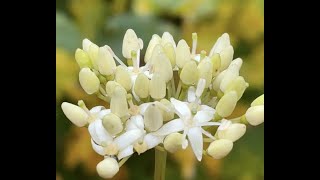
[197,60,213,88]
[102,113,123,135]
[210,53,221,77]
[163,43,176,67]
[79,68,100,94]
[216,91,238,117]
[209,33,231,56]
[122,29,142,58]
[161,32,176,48]
[61,102,88,127]
[245,105,264,126]
[96,157,119,179]
[217,123,246,142]
[251,94,264,106]
[212,70,226,91]
[110,86,129,118]
[176,39,191,68]
[105,81,122,97]
[159,99,175,121]
[219,45,234,71]
[75,48,92,69]
[144,104,163,132]
[220,58,243,92]
[134,73,150,99]
[164,132,183,153]
[97,46,116,76]
[115,66,132,91]
[225,76,249,100]
[144,34,161,63]
[150,44,173,82]
[82,38,92,52]
[149,73,166,99]
[207,139,233,159]
[180,61,199,85]
[88,43,100,70]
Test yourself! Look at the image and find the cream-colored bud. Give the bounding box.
[197,60,213,88]
[161,32,176,48]
[163,43,176,67]
[251,94,264,106]
[150,44,173,82]
[218,123,246,142]
[79,68,100,94]
[176,39,191,68]
[164,132,183,153]
[219,46,234,71]
[220,58,243,92]
[144,34,161,63]
[105,81,122,97]
[212,70,226,91]
[122,29,142,58]
[210,54,221,76]
[144,104,163,132]
[180,61,199,85]
[82,38,93,52]
[110,86,129,118]
[159,99,175,121]
[225,76,248,100]
[149,73,166,99]
[102,113,123,135]
[245,105,264,126]
[97,46,116,76]
[96,157,119,179]
[61,102,88,127]
[115,66,132,91]
[88,43,100,70]
[216,91,238,117]
[75,48,92,69]
[207,139,233,159]
[134,73,150,99]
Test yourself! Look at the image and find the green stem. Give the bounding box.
[154,148,167,180]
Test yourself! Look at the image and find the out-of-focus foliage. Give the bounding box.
[56,0,264,179]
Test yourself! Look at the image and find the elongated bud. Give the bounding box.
[61,102,88,127]
[105,81,122,97]
[102,113,123,135]
[110,86,129,118]
[88,43,100,70]
[225,76,249,100]
[161,32,176,48]
[212,70,226,91]
[144,34,161,63]
[217,123,246,142]
[216,91,238,117]
[144,104,163,132]
[134,73,150,99]
[219,45,234,71]
[164,132,183,153]
[79,68,100,94]
[251,94,264,106]
[82,38,93,52]
[220,58,243,92]
[150,44,173,82]
[96,157,119,179]
[197,60,213,88]
[209,33,231,56]
[180,61,199,85]
[115,66,132,91]
[163,43,176,67]
[75,48,92,68]
[176,39,191,68]
[210,53,221,76]
[97,46,116,76]
[159,99,175,121]
[122,29,142,58]
[207,139,233,159]
[245,105,264,126]
[149,73,166,99]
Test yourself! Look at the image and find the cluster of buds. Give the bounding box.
[61,29,264,178]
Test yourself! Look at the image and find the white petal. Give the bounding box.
[187,86,196,103]
[152,119,184,136]
[129,115,144,130]
[95,119,113,144]
[193,110,214,124]
[200,105,215,112]
[144,134,163,149]
[117,145,134,160]
[114,129,143,150]
[217,119,232,131]
[91,139,105,155]
[88,120,101,144]
[139,103,152,115]
[170,98,191,118]
[98,109,111,119]
[90,106,103,114]
[201,128,215,140]
[187,127,203,161]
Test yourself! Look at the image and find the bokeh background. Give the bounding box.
[56,0,264,179]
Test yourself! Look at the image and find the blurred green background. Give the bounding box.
[56,0,264,179]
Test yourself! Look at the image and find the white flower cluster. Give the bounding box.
[61,29,264,179]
